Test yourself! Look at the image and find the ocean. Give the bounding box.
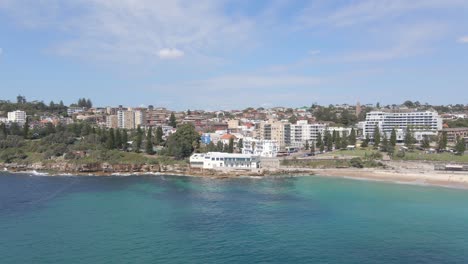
[1,172,468,263]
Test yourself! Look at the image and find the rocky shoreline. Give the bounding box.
[0,161,312,178]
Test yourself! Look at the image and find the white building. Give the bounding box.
[290,120,327,148]
[189,152,260,170]
[117,110,145,129]
[67,107,85,116]
[7,110,27,124]
[242,137,279,157]
[363,111,442,141]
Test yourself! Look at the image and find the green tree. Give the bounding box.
[325,131,333,151]
[135,125,143,152]
[23,117,29,139]
[0,123,7,139]
[373,125,381,149]
[115,129,122,149]
[237,138,243,150]
[332,130,337,144]
[122,129,128,150]
[187,109,192,115]
[216,141,224,152]
[348,128,356,145]
[404,127,415,149]
[166,124,200,159]
[310,143,316,154]
[169,112,177,128]
[437,132,448,151]
[155,126,163,145]
[316,132,323,149]
[390,128,397,147]
[381,133,389,152]
[106,128,115,149]
[335,133,341,149]
[455,136,466,155]
[361,134,370,148]
[340,135,348,149]
[228,138,234,153]
[288,115,298,124]
[421,135,430,149]
[146,127,155,154]
[304,140,310,150]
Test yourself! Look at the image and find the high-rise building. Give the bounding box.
[290,120,327,148]
[363,111,442,141]
[258,120,290,150]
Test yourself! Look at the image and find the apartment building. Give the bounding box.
[442,127,468,143]
[117,110,146,129]
[242,137,279,157]
[363,111,442,141]
[258,120,290,150]
[290,120,327,148]
[106,115,118,129]
[7,110,27,124]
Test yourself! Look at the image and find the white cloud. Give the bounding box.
[458,36,468,43]
[297,0,468,28]
[157,48,184,59]
[0,0,255,64]
[308,50,321,56]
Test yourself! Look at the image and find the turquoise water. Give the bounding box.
[1,172,468,263]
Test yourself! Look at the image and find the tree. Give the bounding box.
[187,109,192,115]
[310,143,316,155]
[455,136,466,155]
[335,133,341,149]
[325,131,333,151]
[288,115,298,124]
[332,130,337,144]
[0,123,7,139]
[17,95,26,104]
[348,128,356,145]
[169,112,177,128]
[135,125,143,152]
[155,126,163,145]
[122,129,128,150]
[23,117,29,139]
[146,127,155,154]
[115,129,122,149]
[381,133,389,152]
[237,138,243,150]
[304,140,310,150]
[216,141,224,152]
[404,127,415,149]
[421,135,430,149]
[437,132,448,151]
[376,102,380,109]
[86,99,92,108]
[390,128,397,147]
[106,128,115,149]
[361,134,370,148]
[373,125,381,149]
[316,132,323,149]
[340,135,348,149]
[227,138,234,153]
[165,124,200,159]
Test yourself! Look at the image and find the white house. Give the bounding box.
[189,152,260,170]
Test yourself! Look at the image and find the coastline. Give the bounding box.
[311,168,468,189]
[2,162,468,190]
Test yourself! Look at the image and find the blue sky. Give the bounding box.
[0,0,467,110]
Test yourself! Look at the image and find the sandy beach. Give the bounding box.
[308,168,468,189]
